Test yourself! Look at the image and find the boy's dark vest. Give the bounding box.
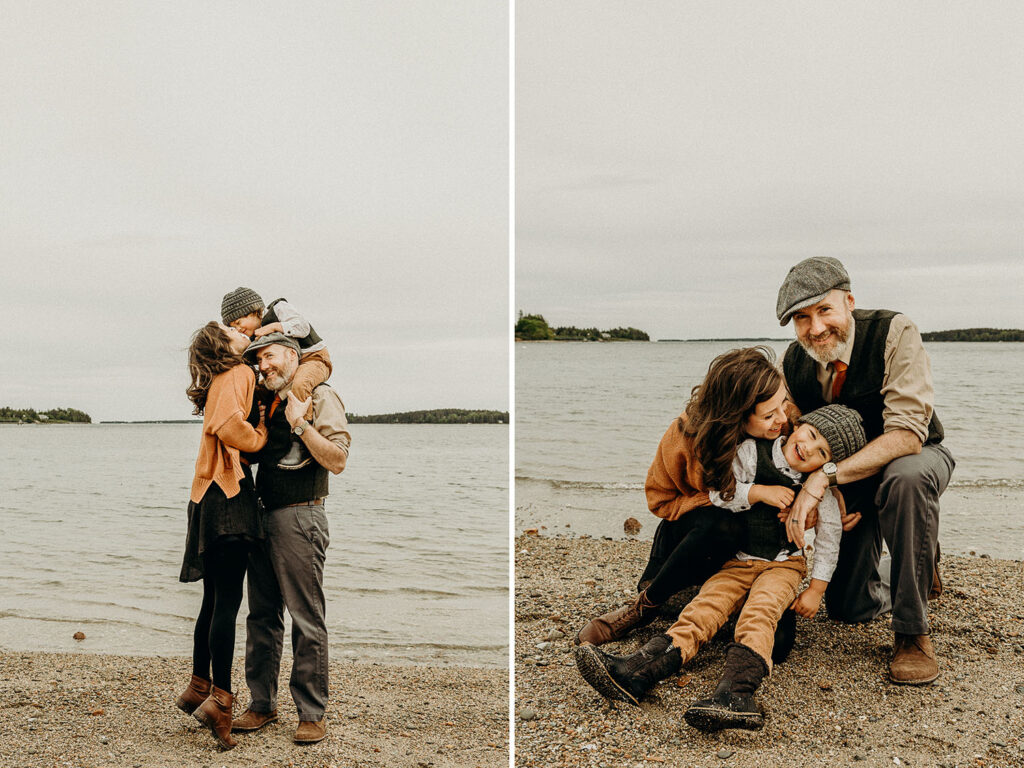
[782,309,943,445]
[741,439,800,561]
[254,385,330,510]
[261,298,323,351]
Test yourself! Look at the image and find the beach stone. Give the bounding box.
[73,632,85,640]
[623,517,642,535]
[519,708,538,721]
[536,642,552,650]
[717,749,734,759]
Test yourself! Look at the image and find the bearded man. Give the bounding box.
[778,257,955,685]
[233,333,350,744]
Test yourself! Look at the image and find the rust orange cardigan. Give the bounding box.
[190,364,268,504]
[644,413,711,520]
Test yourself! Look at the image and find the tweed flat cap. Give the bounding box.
[798,404,866,463]
[243,332,300,361]
[221,286,265,325]
[776,257,851,326]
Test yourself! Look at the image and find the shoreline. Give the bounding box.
[0,650,508,767]
[515,534,1024,767]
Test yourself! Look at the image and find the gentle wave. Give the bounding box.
[516,475,644,491]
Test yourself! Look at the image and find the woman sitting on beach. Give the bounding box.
[574,346,804,660]
[176,322,268,750]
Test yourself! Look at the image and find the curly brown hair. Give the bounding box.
[683,345,784,501]
[186,322,248,415]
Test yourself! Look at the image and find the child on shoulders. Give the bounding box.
[221,287,333,468]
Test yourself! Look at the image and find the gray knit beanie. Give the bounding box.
[776,257,851,326]
[221,287,265,324]
[798,404,866,463]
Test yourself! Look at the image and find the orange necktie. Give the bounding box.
[830,360,848,401]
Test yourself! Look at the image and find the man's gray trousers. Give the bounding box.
[824,443,955,636]
[244,501,330,721]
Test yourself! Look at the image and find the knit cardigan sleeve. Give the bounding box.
[205,365,266,452]
[644,414,712,520]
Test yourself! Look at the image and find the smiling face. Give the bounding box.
[229,311,262,337]
[256,343,299,392]
[219,323,252,356]
[744,383,789,440]
[782,422,833,473]
[792,289,855,364]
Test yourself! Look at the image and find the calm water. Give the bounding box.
[516,341,1024,560]
[0,423,508,667]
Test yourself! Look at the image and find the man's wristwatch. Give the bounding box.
[293,421,310,437]
[822,462,839,487]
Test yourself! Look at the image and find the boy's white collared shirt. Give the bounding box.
[709,436,843,584]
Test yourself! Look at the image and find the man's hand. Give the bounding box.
[752,484,795,510]
[786,471,828,548]
[253,322,284,338]
[284,394,313,428]
[791,580,827,618]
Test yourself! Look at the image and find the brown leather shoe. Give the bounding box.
[294,718,327,744]
[193,686,237,749]
[231,707,278,732]
[175,674,211,715]
[929,542,943,600]
[889,634,938,685]
[575,590,659,646]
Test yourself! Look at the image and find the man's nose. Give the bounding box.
[809,315,827,336]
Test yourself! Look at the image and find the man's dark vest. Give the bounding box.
[254,385,330,510]
[782,309,943,445]
[741,439,800,561]
[261,298,323,351]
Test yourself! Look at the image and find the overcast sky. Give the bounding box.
[516,2,1024,340]
[2,1,508,421]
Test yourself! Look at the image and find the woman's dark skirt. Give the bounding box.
[179,467,262,583]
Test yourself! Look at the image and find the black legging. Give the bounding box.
[638,505,745,605]
[190,538,252,691]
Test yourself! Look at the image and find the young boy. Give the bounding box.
[221,287,333,468]
[574,403,866,732]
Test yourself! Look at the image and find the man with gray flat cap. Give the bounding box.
[777,257,954,685]
[233,332,351,744]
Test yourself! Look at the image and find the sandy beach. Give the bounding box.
[515,534,1024,767]
[0,652,508,768]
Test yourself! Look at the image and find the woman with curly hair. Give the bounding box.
[175,322,268,749]
[574,346,791,649]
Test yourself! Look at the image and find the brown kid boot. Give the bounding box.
[193,686,237,749]
[174,674,211,715]
[889,633,938,685]
[575,590,660,646]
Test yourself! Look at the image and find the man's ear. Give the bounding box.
[846,292,855,312]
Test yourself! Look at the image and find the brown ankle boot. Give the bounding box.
[175,674,211,715]
[889,633,938,685]
[193,686,237,749]
[575,590,659,646]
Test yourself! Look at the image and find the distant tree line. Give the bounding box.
[515,312,649,341]
[0,407,92,423]
[921,328,1024,342]
[346,409,508,424]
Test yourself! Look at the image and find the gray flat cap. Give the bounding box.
[244,332,301,361]
[776,257,851,326]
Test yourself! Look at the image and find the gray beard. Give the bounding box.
[798,316,853,365]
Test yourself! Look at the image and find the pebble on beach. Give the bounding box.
[515,534,1024,768]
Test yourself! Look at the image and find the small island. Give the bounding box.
[515,313,649,342]
[346,409,507,424]
[921,328,1024,342]
[0,407,91,424]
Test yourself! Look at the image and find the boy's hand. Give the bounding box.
[254,322,284,338]
[754,484,795,510]
[791,580,827,618]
